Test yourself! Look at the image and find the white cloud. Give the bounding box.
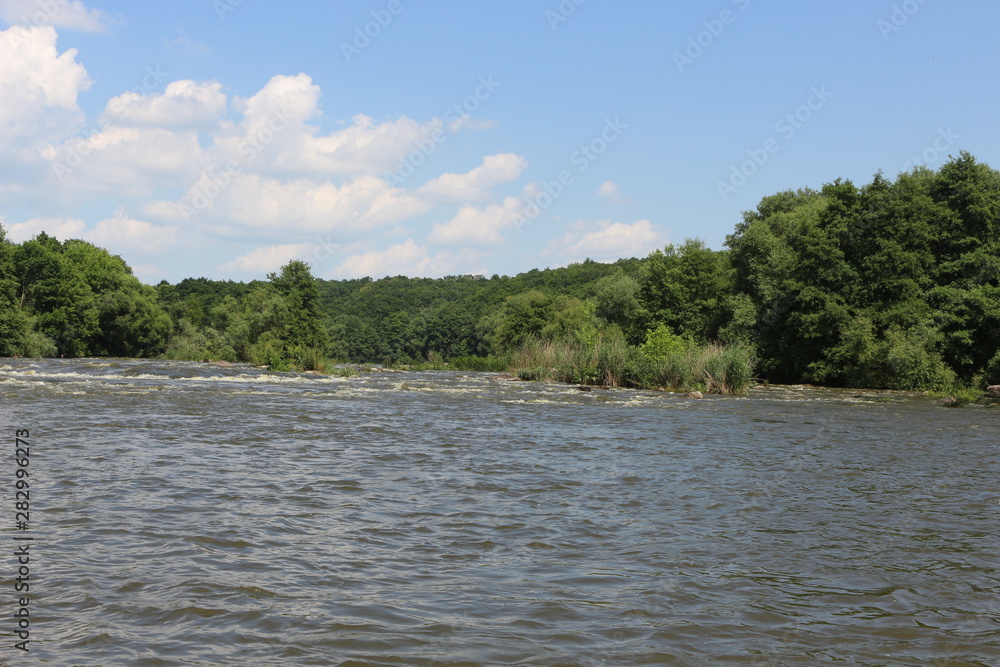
[128,263,164,283]
[104,80,227,129]
[0,0,111,33]
[2,55,526,274]
[86,209,179,257]
[418,153,528,202]
[174,173,431,237]
[43,125,206,195]
[164,34,208,55]
[216,74,446,177]
[39,72,451,205]
[334,239,457,279]
[597,180,620,198]
[545,219,664,263]
[0,26,90,154]
[428,194,528,247]
[217,243,316,276]
[4,216,85,242]
[2,209,177,258]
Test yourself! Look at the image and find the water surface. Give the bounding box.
[1,359,998,665]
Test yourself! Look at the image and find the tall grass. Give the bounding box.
[449,355,511,372]
[510,335,756,394]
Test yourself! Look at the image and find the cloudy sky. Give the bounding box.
[1,0,998,283]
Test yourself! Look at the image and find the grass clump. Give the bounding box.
[509,329,756,395]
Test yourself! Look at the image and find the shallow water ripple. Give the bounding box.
[0,359,998,665]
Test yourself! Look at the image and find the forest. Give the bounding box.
[2,153,998,395]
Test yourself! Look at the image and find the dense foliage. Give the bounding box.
[725,152,1000,390]
[2,153,998,392]
[0,231,171,358]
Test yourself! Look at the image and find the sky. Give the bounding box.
[1,0,998,284]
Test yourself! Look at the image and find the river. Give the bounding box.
[0,358,998,665]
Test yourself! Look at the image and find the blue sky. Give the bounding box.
[1,0,998,283]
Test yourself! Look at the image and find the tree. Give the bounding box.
[0,225,29,355]
[637,239,732,343]
[269,260,327,350]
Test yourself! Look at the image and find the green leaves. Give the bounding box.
[726,153,1000,388]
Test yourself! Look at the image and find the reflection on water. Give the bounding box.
[1,358,998,665]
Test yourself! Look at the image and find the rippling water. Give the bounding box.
[1,358,998,665]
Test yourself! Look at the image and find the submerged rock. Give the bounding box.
[685,391,704,399]
[937,396,957,406]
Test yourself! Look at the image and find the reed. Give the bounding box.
[510,335,756,394]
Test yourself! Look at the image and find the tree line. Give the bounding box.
[2,152,998,391]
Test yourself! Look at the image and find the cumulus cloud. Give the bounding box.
[418,153,528,202]
[43,125,206,195]
[86,209,179,257]
[2,209,177,258]
[0,0,112,32]
[0,41,525,277]
[428,194,528,247]
[103,80,227,129]
[545,219,664,263]
[597,180,620,198]
[3,216,85,242]
[213,74,447,178]
[172,173,431,237]
[217,243,316,276]
[0,26,90,153]
[334,239,457,279]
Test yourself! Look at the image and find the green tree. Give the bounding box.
[488,290,553,353]
[0,225,29,355]
[13,234,98,357]
[638,238,732,343]
[269,260,327,350]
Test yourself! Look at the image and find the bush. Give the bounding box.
[163,318,209,361]
[248,335,289,371]
[641,324,690,361]
[18,328,58,358]
[986,351,1000,385]
[827,320,956,391]
[880,328,955,391]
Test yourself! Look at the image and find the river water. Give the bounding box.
[0,358,997,665]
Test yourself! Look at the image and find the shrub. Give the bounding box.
[985,351,1000,385]
[880,328,955,391]
[18,327,58,358]
[641,324,690,361]
[248,335,289,371]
